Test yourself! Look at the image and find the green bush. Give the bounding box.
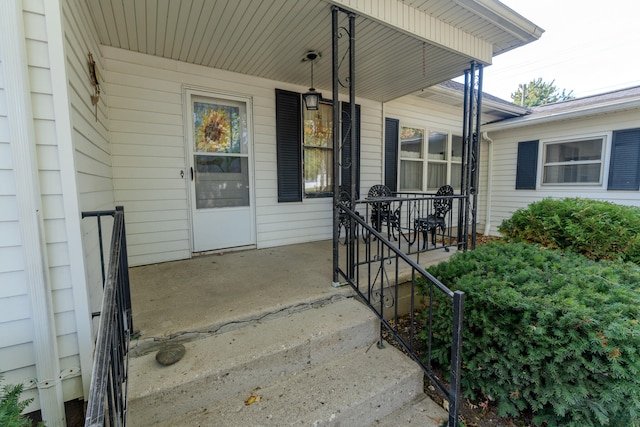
[0,375,34,427]
[498,198,640,264]
[420,242,640,427]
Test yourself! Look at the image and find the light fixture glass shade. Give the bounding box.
[302,89,322,110]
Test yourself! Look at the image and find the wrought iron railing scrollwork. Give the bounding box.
[82,206,133,427]
[336,195,465,427]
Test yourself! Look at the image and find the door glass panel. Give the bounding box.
[195,156,249,208]
[192,97,250,210]
[193,100,247,154]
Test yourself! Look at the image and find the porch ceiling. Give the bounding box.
[86,0,541,103]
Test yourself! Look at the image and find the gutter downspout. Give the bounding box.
[482,132,494,236]
[0,1,66,424]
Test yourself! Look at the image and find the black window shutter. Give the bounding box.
[384,118,399,192]
[515,140,539,190]
[275,89,302,202]
[341,102,361,198]
[608,128,640,191]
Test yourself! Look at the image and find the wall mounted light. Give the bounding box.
[302,51,322,110]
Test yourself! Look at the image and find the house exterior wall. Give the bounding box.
[103,46,385,266]
[384,95,472,225]
[61,0,114,330]
[61,0,116,398]
[0,0,93,413]
[483,108,640,235]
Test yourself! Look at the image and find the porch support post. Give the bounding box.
[332,6,341,285]
[348,12,356,280]
[470,66,484,249]
[458,61,483,250]
[458,68,471,250]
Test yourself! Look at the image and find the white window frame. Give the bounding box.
[398,125,462,193]
[540,134,607,187]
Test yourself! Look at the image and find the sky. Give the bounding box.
[466,0,640,102]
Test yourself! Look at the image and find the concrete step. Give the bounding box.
[153,344,425,427]
[127,298,378,425]
[375,394,448,426]
[127,297,447,426]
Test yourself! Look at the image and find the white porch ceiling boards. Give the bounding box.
[86,0,541,103]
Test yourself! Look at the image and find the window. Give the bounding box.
[275,89,360,202]
[303,103,333,196]
[399,127,424,191]
[542,138,604,185]
[399,126,461,192]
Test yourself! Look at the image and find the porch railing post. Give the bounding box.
[449,290,465,427]
[116,205,133,333]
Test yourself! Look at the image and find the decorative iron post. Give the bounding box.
[332,6,340,285]
[332,6,357,285]
[458,61,483,250]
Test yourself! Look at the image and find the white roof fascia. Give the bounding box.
[331,0,495,63]
[483,97,640,132]
[453,0,544,49]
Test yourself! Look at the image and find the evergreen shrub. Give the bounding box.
[498,197,640,264]
[420,242,640,426]
[0,375,33,427]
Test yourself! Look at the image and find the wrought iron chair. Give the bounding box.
[414,184,454,251]
[338,186,366,244]
[367,184,400,239]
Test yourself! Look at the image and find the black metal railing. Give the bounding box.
[351,192,467,255]
[82,206,133,427]
[336,199,465,427]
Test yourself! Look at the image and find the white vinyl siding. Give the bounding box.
[62,0,117,342]
[26,0,87,409]
[0,0,106,411]
[0,34,37,403]
[104,46,384,261]
[484,109,640,236]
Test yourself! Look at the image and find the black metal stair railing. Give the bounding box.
[336,199,465,427]
[82,206,133,427]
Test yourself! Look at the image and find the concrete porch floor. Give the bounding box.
[128,239,455,355]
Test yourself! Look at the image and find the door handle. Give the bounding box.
[190,167,194,181]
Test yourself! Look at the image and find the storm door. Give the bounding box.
[186,90,255,252]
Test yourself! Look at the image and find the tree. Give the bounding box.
[511,78,575,107]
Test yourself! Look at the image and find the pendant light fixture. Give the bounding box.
[302,51,322,110]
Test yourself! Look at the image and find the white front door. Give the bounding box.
[186,90,255,252]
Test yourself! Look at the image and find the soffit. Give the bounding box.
[85,0,541,103]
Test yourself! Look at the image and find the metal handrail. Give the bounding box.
[83,206,132,427]
[336,202,464,427]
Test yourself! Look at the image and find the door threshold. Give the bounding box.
[192,244,257,257]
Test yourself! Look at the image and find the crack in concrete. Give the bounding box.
[129,294,351,357]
